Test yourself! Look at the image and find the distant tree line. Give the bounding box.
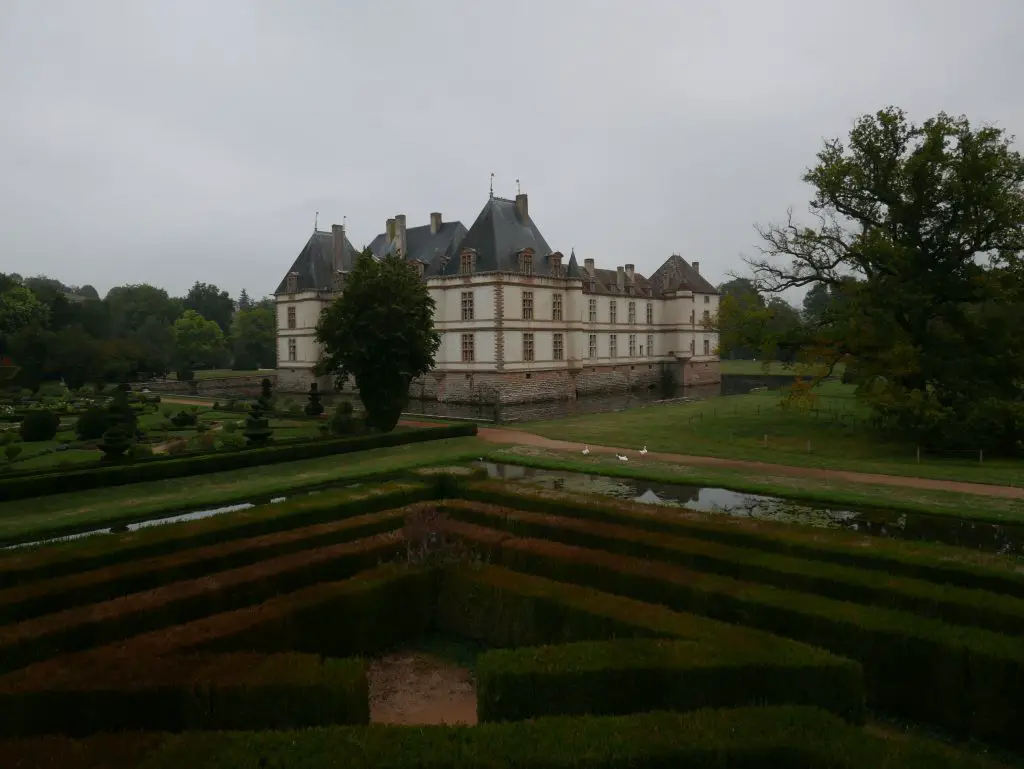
[0,275,277,390]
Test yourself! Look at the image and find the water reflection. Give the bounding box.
[480,463,1024,557]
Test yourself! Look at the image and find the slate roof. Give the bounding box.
[367,220,468,274]
[432,196,560,278]
[274,230,359,294]
[648,254,719,296]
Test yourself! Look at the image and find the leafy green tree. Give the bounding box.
[50,325,99,390]
[315,250,440,432]
[77,284,100,300]
[744,106,1024,453]
[230,307,275,370]
[183,282,235,334]
[105,284,182,337]
[0,285,49,339]
[172,310,226,375]
[715,279,765,359]
[801,283,831,325]
[128,316,175,377]
[237,288,253,311]
[5,325,55,391]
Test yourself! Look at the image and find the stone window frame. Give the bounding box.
[689,309,695,325]
[522,332,535,362]
[460,252,475,275]
[609,300,617,325]
[519,249,534,276]
[646,333,654,357]
[588,298,597,323]
[287,306,297,329]
[548,252,563,277]
[627,301,636,324]
[645,302,654,325]
[461,333,475,362]
[286,273,298,293]
[522,291,534,320]
[552,332,564,361]
[703,338,711,356]
[609,333,618,359]
[588,333,597,359]
[704,295,711,304]
[628,333,637,358]
[287,338,297,361]
[461,291,475,321]
[552,293,563,322]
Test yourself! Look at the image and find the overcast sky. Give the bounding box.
[2,0,1022,302]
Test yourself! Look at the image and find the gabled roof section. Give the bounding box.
[648,254,719,296]
[274,230,358,294]
[582,267,656,297]
[433,196,556,277]
[368,221,469,276]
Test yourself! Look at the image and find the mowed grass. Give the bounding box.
[167,369,271,380]
[521,381,1024,487]
[482,445,1024,527]
[0,437,483,544]
[719,359,846,376]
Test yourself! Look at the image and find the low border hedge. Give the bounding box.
[0,653,368,736]
[0,424,476,502]
[441,500,1024,636]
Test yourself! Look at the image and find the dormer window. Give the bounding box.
[460,251,475,275]
[286,272,299,293]
[410,260,425,278]
[548,252,563,277]
[519,249,534,276]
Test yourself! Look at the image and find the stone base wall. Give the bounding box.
[276,367,333,394]
[680,360,722,387]
[145,375,276,398]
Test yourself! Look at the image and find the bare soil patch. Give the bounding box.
[368,650,477,725]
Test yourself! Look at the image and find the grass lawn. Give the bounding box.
[718,359,846,378]
[167,369,270,380]
[520,381,1024,487]
[0,437,484,544]
[482,445,1024,527]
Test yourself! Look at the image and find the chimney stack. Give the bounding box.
[515,193,529,223]
[624,264,635,281]
[584,258,594,273]
[692,261,699,274]
[616,266,625,292]
[386,218,397,242]
[331,224,346,273]
[395,214,408,257]
[430,212,443,235]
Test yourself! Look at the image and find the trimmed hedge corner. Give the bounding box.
[0,653,368,736]
[476,638,864,724]
[0,423,477,502]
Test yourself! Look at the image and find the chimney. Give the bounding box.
[430,212,443,234]
[331,224,346,273]
[515,193,529,223]
[386,218,396,242]
[584,258,594,274]
[692,261,699,274]
[616,266,625,292]
[395,214,408,257]
[624,263,635,281]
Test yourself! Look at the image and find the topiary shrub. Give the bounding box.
[329,400,356,435]
[19,410,60,442]
[304,383,325,417]
[170,410,198,428]
[243,379,274,445]
[75,407,109,440]
[98,385,138,461]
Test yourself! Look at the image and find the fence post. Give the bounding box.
[916,446,920,464]
[979,449,983,464]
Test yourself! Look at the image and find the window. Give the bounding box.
[646,302,654,325]
[689,309,695,325]
[523,332,535,362]
[704,295,710,304]
[549,254,563,277]
[461,333,475,362]
[703,339,711,356]
[461,291,474,321]
[703,309,711,324]
[628,301,636,324]
[646,334,654,357]
[287,338,297,361]
[460,253,474,275]
[522,291,534,320]
[609,301,617,324]
[520,252,533,275]
[287,306,296,329]
[588,298,597,322]
[609,334,618,358]
[552,293,563,321]
[553,333,564,361]
[628,334,636,358]
[286,273,298,293]
[690,339,695,354]
[588,333,597,359]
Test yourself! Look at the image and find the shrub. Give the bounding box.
[329,400,356,435]
[305,383,325,417]
[4,444,21,463]
[18,410,60,442]
[74,407,108,440]
[170,410,197,428]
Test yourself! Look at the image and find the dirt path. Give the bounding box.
[477,427,1024,501]
[368,651,477,725]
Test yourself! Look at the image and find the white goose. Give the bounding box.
[616,453,629,462]
[639,445,648,456]
[582,445,590,455]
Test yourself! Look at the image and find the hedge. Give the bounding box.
[0,507,413,625]
[0,423,476,502]
[477,638,864,725]
[439,566,863,724]
[444,524,1024,749]
[0,653,368,736]
[458,482,1024,599]
[441,500,1024,636]
[0,532,405,673]
[131,706,998,768]
[0,482,432,589]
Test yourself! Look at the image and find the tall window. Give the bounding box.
[628,334,636,357]
[646,334,654,357]
[286,274,298,293]
[609,334,618,358]
[588,298,597,322]
[703,309,711,324]
[461,291,474,321]
[628,301,636,324]
[461,333,475,362]
[703,339,711,356]
[588,333,597,359]
[522,291,534,320]
[287,338,297,361]
[552,293,563,321]
[287,306,296,329]
[460,253,474,275]
[646,302,654,324]
[689,309,695,325]
[522,332,535,362]
[690,339,695,354]
[552,333,564,361]
[704,295,710,304]
[520,252,533,275]
[609,301,617,324]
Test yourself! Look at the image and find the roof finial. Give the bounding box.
[314,211,319,232]
[516,178,521,195]
[489,172,495,199]
[342,215,347,230]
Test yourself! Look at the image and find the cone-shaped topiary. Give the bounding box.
[243,378,274,445]
[98,385,138,461]
[304,382,324,416]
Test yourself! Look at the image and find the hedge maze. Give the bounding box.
[1,477,1021,768]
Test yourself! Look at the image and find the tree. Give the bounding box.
[715,278,765,359]
[744,106,1024,453]
[128,317,175,377]
[230,307,275,370]
[315,250,440,432]
[105,285,182,337]
[801,283,832,325]
[172,310,226,375]
[183,282,235,335]
[237,288,253,311]
[0,285,49,339]
[78,284,100,301]
[50,325,100,390]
